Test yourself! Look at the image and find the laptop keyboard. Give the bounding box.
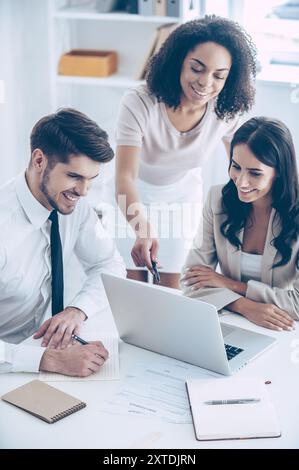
[225,344,244,361]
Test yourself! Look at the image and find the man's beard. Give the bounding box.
[39,167,73,214]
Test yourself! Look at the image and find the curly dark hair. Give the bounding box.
[146,15,257,120]
[220,117,299,268]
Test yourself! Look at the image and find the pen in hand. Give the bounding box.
[204,398,261,405]
[151,260,160,284]
[72,334,89,345]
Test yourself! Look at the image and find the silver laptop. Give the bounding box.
[102,274,276,375]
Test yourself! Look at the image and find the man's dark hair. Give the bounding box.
[146,15,257,120]
[30,108,114,166]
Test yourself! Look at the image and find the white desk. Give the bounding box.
[1,307,299,449]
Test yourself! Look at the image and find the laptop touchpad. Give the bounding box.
[220,324,235,337]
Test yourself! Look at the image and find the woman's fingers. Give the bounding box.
[262,320,284,331]
[183,274,211,286]
[272,313,294,330]
[131,248,144,267]
[182,269,213,281]
[266,316,289,330]
[188,281,205,290]
[273,307,294,325]
[182,275,200,286]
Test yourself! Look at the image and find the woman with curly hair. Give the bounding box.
[115,15,257,288]
[181,117,299,330]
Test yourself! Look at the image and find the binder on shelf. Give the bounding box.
[167,0,180,17]
[95,0,128,13]
[155,0,167,16]
[167,0,200,19]
[136,22,179,80]
[126,0,138,14]
[138,0,155,16]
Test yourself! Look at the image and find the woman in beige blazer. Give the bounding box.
[181,117,299,331]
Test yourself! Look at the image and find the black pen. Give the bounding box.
[151,260,160,284]
[72,334,89,345]
[204,398,260,405]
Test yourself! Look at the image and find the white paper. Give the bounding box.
[99,355,217,424]
[39,336,119,382]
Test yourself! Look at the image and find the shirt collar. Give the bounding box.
[15,171,51,229]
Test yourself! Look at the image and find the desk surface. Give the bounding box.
[1,308,299,449]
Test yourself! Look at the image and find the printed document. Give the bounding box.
[99,355,217,424]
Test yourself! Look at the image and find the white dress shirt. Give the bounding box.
[0,172,126,373]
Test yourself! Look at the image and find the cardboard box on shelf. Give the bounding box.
[58,50,118,77]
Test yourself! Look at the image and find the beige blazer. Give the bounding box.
[181,185,299,319]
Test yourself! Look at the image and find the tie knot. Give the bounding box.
[49,210,58,223]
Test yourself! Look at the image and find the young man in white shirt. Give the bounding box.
[0,108,126,376]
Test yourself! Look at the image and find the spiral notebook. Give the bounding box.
[1,380,86,423]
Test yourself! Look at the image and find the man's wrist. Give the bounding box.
[39,348,61,373]
[67,306,87,321]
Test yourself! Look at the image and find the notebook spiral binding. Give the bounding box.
[51,402,86,423]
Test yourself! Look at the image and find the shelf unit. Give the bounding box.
[56,74,144,88]
[53,5,181,22]
[49,1,299,111]
[48,1,202,109]
[47,0,200,191]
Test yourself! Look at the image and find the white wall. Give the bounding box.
[0,0,50,185]
[0,0,17,182]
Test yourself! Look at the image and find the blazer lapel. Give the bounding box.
[261,209,279,285]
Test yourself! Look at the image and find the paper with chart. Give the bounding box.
[39,336,119,381]
[99,355,218,424]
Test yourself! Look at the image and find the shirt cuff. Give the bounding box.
[5,342,46,373]
[245,280,264,302]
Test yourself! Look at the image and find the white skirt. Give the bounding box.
[104,169,203,273]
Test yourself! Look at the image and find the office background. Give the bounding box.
[1,0,299,199]
[1,2,299,450]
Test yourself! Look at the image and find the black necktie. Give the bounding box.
[49,210,64,316]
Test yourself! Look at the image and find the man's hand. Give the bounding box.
[33,307,87,349]
[181,266,247,294]
[39,341,109,377]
